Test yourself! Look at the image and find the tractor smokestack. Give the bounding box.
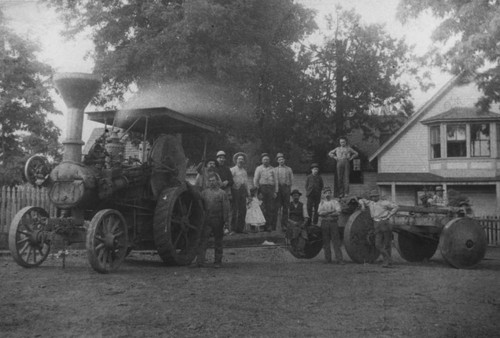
[53,73,101,162]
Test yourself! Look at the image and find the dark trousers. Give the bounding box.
[231,186,247,233]
[321,218,343,263]
[306,195,321,225]
[276,184,291,231]
[336,158,350,197]
[197,215,224,264]
[259,185,276,231]
[374,220,392,264]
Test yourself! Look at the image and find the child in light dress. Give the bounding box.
[246,187,266,232]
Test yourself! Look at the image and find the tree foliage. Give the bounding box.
[397,0,500,110]
[0,9,61,186]
[294,8,417,163]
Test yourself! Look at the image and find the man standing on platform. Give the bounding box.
[253,153,278,231]
[274,153,293,232]
[230,152,250,234]
[328,137,358,197]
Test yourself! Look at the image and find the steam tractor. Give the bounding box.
[9,73,216,273]
[287,197,487,269]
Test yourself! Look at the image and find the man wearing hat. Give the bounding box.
[215,151,234,196]
[317,186,344,264]
[253,153,278,231]
[288,189,309,256]
[289,189,309,223]
[427,186,446,207]
[274,153,294,232]
[230,152,250,233]
[305,163,324,226]
[358,190,399,268]
[195,158,221,190]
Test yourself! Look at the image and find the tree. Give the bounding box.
[294,8,418,163]
[45,0,317,158]
[0,10,61,186]
[397,0,500,110]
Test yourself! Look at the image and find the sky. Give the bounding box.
[1,0,451,143]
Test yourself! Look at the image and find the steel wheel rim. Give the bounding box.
[9,207,50,267]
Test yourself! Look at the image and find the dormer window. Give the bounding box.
[446,124,466,157]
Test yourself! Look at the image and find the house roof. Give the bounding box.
[369,73,465,162]
[377,172,500,183]
[421,107,500,124]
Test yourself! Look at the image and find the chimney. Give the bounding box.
[53,73,101,162]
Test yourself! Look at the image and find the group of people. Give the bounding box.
[193,137,401,269]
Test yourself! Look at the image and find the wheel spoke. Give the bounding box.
[186,223,198,230]
[33,248,37,262]
[16,237,30,245]
[95,243,105,251]
[173,230,183,248]
[18,230,31,237]
[114,231,124,238]
[178,198,187,216]
[26,246,32,262]
[95,235,105,242]
[171,217,183,225]
[186,201,193,217]
[19,242,30,256]
[97,248,105,264]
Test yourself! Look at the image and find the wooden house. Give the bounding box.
[370,73,500,216]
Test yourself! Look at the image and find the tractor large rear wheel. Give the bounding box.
[153,183,204,265]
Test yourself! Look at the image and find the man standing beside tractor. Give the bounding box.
[358,190,399,268]
[197,174,230,268]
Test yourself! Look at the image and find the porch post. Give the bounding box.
[443,183,448,207]
[391,183,396,202]
[496,182,500,215]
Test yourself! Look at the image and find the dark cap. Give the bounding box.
[261,153,270,160]
[310,162,319,169]
[290,189,302,196]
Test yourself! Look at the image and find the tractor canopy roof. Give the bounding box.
[86,107,217,136]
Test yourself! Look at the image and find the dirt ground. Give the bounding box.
[1,244,500,338]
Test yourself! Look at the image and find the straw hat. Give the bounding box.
[232,152,247,164]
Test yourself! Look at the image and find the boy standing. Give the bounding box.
[197,174,230,268]
[305,163,324,226]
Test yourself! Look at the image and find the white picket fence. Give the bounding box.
[0,185,57,236]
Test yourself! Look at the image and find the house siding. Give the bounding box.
[379,82,499,174]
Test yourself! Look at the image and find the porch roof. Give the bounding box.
[377,172,500,184]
